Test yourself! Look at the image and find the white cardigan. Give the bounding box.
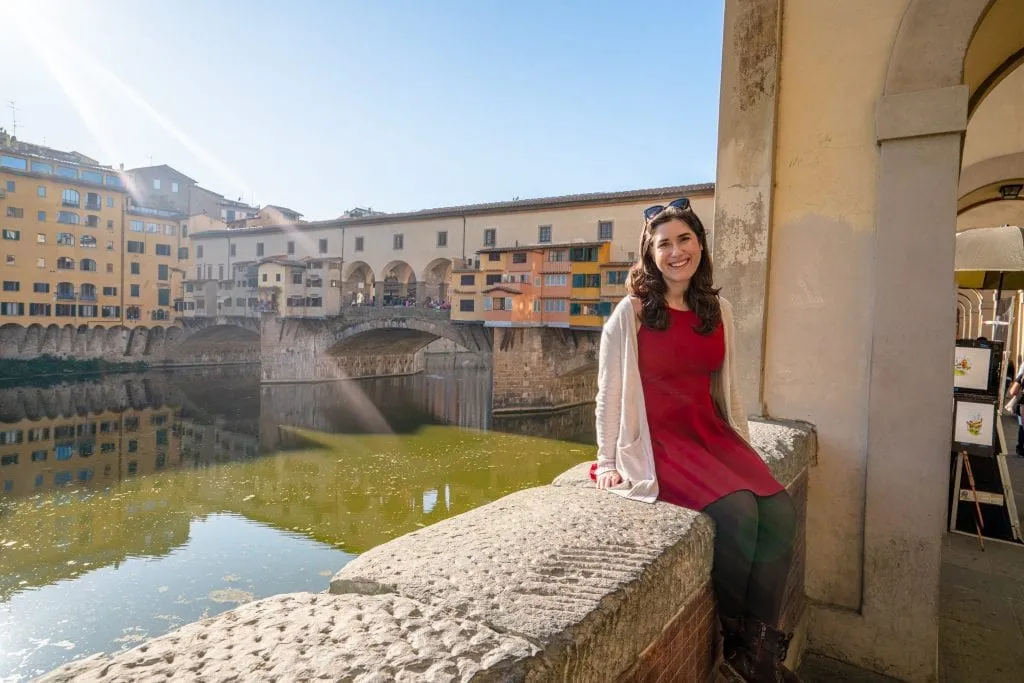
[594,296,750,503]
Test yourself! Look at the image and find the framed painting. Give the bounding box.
[953,398,997,451]
[953,339,1003,397]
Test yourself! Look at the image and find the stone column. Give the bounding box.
[711,0,783,416]
[374,282,384,309]
[416,282,428,308]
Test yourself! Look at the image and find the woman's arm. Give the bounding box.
[595,303,626,477]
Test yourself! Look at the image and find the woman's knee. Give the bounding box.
[706,490,759,531]
[759,490,797,545]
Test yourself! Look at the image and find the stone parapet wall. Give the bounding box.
[38,418,815,682]
[492,327,601,412]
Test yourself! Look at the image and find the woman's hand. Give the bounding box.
[596,470,623,490]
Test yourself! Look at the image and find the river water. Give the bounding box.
[0,366,596,680]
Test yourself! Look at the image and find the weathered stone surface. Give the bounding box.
[331,484,714,680]
[37,592,538,683]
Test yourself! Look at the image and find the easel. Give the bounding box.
[949,338,1023,547]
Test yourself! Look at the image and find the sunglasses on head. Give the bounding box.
[643,197,691,222]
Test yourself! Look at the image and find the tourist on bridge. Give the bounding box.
[591,198,799,683]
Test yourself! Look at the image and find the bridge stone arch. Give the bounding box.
[420,258,453,305]
[343,260,375,305]
[380,259,416,302]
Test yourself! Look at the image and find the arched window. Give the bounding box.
[56,257,75,271]
[79,283,97,300]
[57,211,80,225]
[56,282,75,299]
[80,258,97,272]
[80,235,97,248]
[61,188,80,207]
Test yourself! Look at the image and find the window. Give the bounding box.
[4,180,13,192]
[256,242,264,257]
[106,240,114,251]
[0,302,25,316]
[538,225,552,243]
[79,284,96,300]
[1,454,18,466]
[3,281,19,292]
[107,220,113,230]
[171,182,179,193]
[178,247,189,260]
[56,232,74,245]
[606,270,628,285]
[2,229,19,240]
[319,238,328,254]
[484,228,496,246]
[127,240,144,254]
[30,303,51,316]
[105,263,113,273]
[164,224,176,235]
[37,185,46,197]
[81,170,102,184]
[153,178,161,190]
[0,155,27,170]
[547,250,567,262]
[355,237,364,252]
[84,214,99,227]
[6,207,24,218]
[36,258,45,268]
[105,175,122,188]
[31,161,52,174]
[158,264,169,280]
[487,252,500,262]
[275,273,281,282]
[262,273,268,282]
[598,221,614,240]
[543,274,568,287]
[459,299,475,312]
[182,225,188,238]
[103,286,117,296]
[393,234,404,250]
[57,257,75,270]
[128,262,140,275]
[130,285,140,297]
[80,235,97,248]
[61,188,80,207]
[569,246,600,262]
[225,243,235,258]
[158,289,170,306]
[129,220,143,232]
[544,299,567,313]
[571,273,601,288]
[155,244,171,256]
[107,196,114,208]
[33,283,49,293]
[56,282,75,300]
[512,252,527,264]
[37,210,46,221]
[80,258,96,272]
[437,231,448,247]
[57,211,80,224]
[56,166,76,178]
[484,273,500,286]
[287,241,295,255]
[146,223,159,233]
[306,296,322,307]
[85,192,101,210]
[78,304,98,317]
[460,274,475,286]
[126,305,141,320]
[102,306,119,318]
[36,233,45,244]
[292,272,303,285]
[196,245,204,258]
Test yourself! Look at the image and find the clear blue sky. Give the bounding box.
[3,0,724,220]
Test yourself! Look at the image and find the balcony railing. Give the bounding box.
[55,292,76,301]
[62,200,80,208]
[85,201,101,211]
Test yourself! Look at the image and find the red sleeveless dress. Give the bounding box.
[592,307,783,510]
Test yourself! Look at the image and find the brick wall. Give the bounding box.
[492,327,601,411]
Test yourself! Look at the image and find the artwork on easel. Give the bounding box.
[953,345,993,392]
[953,399,996,448]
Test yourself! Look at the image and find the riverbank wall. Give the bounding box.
[37,417,815,683]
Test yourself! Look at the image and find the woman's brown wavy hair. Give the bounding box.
[626,204,721,334]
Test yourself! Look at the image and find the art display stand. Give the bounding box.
[949,339,1022,546]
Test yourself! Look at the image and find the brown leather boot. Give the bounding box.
[718,616,756,682]
[743,617,801,683]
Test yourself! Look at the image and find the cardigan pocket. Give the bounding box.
[615,434,646,485]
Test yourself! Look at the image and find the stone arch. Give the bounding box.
[21,323,44,355]
[958,150,1024,214]
[0,324,26,359]
[380,260,416,304]
[420,258,453,306]
[41,324,61,355]
[88,325,107,356]
[956,300,968,337]
[71,324,91,356]
[327,318,490,363]
[343,260,375,306]
[58,324,76,355]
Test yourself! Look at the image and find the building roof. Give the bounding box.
[258,256,307,268]
[263,205,303,218]
[124,164,197,184]
[0,134,102,167]
[481,285,524,295]
[190,182,715,240]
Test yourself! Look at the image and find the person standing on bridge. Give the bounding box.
[591,198,799,683]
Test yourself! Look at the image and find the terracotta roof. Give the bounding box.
[481,285,524,295]
[190,182,715,240]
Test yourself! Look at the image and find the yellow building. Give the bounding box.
[123,207,188,324]
[1,136,127,326]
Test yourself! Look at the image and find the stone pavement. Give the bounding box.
[800,418,1024,682]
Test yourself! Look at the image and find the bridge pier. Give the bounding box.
[490,327,600,413]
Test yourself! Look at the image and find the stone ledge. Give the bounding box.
[39,418,814,682]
